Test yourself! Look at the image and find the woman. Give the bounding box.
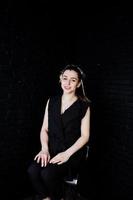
[28,64,91,200]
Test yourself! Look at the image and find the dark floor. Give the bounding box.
[23,198,32,200]
[23,195,89,200]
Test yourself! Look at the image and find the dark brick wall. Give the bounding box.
[1,5,133,199]
[75,16,133,200]
[96,65,133,199]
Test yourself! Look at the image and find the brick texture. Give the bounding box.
[0,6,133,200]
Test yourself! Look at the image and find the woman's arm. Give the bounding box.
[34,99,50,167]
[65,106,90,157]
[50,107,90,165]
[40,99,49,152]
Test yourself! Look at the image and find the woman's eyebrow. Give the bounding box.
[63,75,78,80]
[71,77,78,80]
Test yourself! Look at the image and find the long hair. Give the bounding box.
[60,64,90,102]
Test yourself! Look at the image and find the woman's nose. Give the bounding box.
[65,79,70,85]
[67,80,71,85]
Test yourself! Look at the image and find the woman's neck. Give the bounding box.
[62,93,77,102]
[61,93,78,114]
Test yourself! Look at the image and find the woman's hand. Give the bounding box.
[50,151,71,165]
[34,150,50,167]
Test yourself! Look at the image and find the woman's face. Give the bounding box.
[60,70,81,94]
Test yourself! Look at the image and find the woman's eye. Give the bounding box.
[63,77,67,80]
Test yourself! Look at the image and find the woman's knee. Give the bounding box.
[40,169,52,184]
[40,165,63,186]
[27,162,40,178]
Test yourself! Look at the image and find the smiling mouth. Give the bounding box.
[64,86,71,90]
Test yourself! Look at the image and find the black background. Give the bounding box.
[1,3,133,200]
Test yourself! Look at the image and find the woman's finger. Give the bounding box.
[41,157,44,167]
[37,156,40,163]
[34,154,38,160]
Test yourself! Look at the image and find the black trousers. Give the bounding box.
[27,161,68,200]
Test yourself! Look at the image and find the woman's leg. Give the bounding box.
[27,161,49,199]
[40,163,67,200]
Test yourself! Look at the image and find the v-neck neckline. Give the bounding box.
[60,96,79,115]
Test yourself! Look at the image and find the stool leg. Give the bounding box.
[64,183,79,200]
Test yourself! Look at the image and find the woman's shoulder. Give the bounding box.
[78,98,91,118]
[79,98,91,108]
[48,95,61,104]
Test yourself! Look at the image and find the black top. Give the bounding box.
[48,95,90,166]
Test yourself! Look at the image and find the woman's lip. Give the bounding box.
[64,86,71,89]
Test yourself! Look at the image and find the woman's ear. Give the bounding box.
[59,74,62,83]
[77,81,81,88]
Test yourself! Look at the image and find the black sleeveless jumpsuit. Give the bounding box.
[28,95,90,200]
